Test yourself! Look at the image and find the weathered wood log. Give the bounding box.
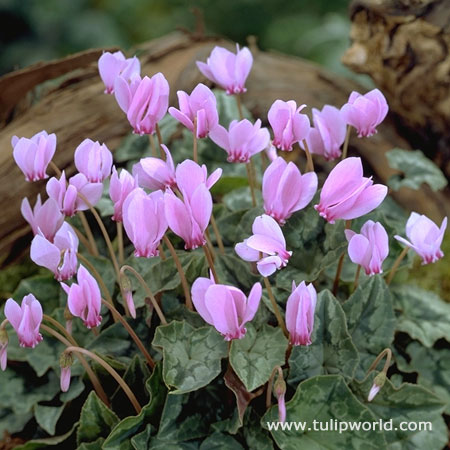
[0,31,448,261]
[343,0,450,176]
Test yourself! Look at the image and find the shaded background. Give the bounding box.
[0,0,353,76]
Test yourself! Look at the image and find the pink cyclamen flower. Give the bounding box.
[61,265,102,329]
[21,195,64,241]
[209,119,270,163]
[109,167,138,222]
[98,50,140,94]
[235,214,292,277]
[122,188,167,258]
[196,44,253,95]
[341,89,388,138]
[74,139,113,182]
[263,157,318,225]
[315,157,388,224]
[30,222,79,281]
[4,294,43,348]
[114,72,169,135]
[192,274,262,340]
[0,328,8,371]
[265,144,278,162]
[268,100,310,151]
[286,281,317,346]
[168,84,219,138]
[12,131,56,182]
[302,105,346,161]
[132,145,176,191]
[394,212,447,265]
[46,171,103,216]
[345,220,389,275]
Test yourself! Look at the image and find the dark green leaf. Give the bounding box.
[200,432,244,449]
[34,404,64,435]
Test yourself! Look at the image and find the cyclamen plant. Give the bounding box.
[2,44,449,449]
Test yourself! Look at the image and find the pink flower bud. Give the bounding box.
[235,214,292,277]
[341,89,388,138]
[263,157,318,225]
[315,157,388,224]
[394,212,447,265]
[209,119,270,163]
[274,371,287,423]
[168,84,219,138]
[21,195,64,241]
[98,51,140,94]
[74,139,113,182]
[196,44,253,95]
[368,372,386,401]
[368,384,381,402]
[122,189,167,258]
[345,220,389,275]
[0,328,8,371]
[4,294,43,348]
[268,100,310,151]
[109,167,138,222]
[114,73,169,135]
[132,145,176,191]
[59,352,74,392]
[61,265,102,329]
[30,222,79,281]
[302,105,346,161]
[286,281,317,346]
[192,274,261,340]
[265,144,278,162]
[12,131,56,182]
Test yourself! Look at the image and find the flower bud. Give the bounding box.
[0,327,8,371]
[368,372,386,402]
[59,352,74,392]
[274,370,287,423]
[120,273,136,318]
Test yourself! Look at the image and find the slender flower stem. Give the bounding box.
[49,161,62,178]
[205,230,216,261]
[76,253,115,311]
[341,125,352,160]
[71,224,95,255]
[193,117,198,163]
[301,139,314,173]
[155,123,165,159]
[158,244,167,260]
[149,134,157,157]
[64,346,142,414]
[332,220,352,296]
[210,213,225,255]
[162,236,193,311]
[40,324,109,406]
[78,211,99,257]
[235,94,244,120]
[43,315,77,345]
[386,247,409,285]
[203,244,219,283]
[353,265,361,292]
[245,162,257,207]
[263,277,288,338]
[100,299,155,369]
[266,366,283,408]
[367,348,392,375]
[117,221,124,265]
[120,265,168,323]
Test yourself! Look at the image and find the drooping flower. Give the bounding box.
[12,131,56,182]
[209,119,270,163]
[268,100,310,151]
[368,372,386,402]
[59,352,74,392]
[302,105,346,161]
[235,214,292,277]
[274,369,287,423]
[196,44,253,95]
[285,281,317,346]
[109,167,138,221]
[263,157,318,225]
[21,195,64,241]
[30,222,79,281]
[114,72,169,135]
[192,274,262,340]
[341,89,388,138]
[0,327,8,371]
[345,220,389,275]
[315,157,388,224]
[46,171,103,216]
[98,50,140,94]
[4,294,43,348]
[394,212,447,264]
[132,145,176,191]
[168,84,218,138]
[74,139,113,182]
[122,188,167,258]
[61,265,102,329]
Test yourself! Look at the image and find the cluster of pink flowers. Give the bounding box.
[2,43,447,414]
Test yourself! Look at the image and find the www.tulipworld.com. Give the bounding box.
[266,419,432,433]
